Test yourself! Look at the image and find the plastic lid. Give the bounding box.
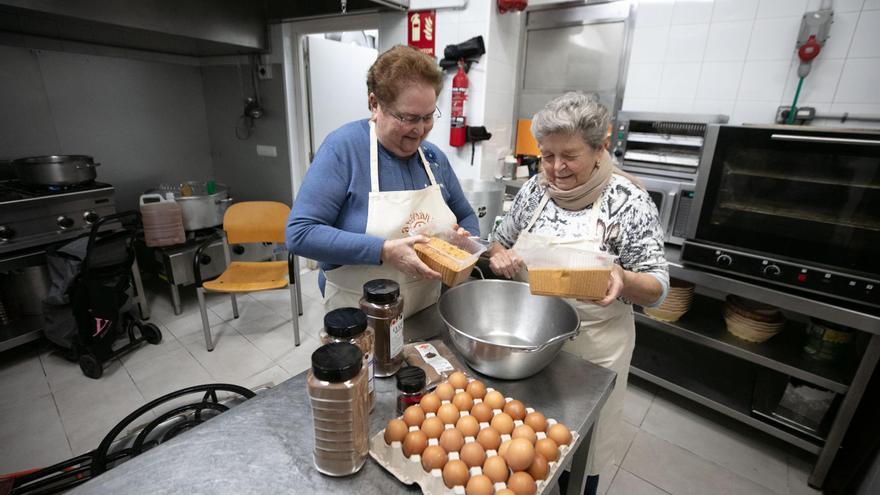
[396,366,426,393]
[324,308,367,338]
[363,279,400,304]
[311,342,363,382]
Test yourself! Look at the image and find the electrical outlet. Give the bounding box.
[257,63,273,80]
[256,145,277,157]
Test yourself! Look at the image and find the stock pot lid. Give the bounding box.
[13,155,94,165]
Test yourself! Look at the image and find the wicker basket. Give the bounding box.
[528,268,611,300]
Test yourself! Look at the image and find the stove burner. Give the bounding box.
[0,180,113,201]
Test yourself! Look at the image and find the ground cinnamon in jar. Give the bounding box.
[307,342,369,476]
[320,307,375,410]
[360,279,404,377]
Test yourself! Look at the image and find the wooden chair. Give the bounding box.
[193,201,302,351]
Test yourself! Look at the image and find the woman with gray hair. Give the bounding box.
[488,92,668,493]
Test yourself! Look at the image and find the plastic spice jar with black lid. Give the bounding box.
[320,307,375,410]
[396,365,427,415]
[307,342,369,477]
[360,279,404,377]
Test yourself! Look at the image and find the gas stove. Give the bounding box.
[0,180,117,255]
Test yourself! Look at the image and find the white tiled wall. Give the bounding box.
[623,0,880,127]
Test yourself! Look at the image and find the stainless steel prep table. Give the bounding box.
[70,305,616,495]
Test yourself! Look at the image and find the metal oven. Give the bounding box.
[613,112,728,244]
[682,125,880,308]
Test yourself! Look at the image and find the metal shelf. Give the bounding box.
[0,315,43,353]
[635,294,855,393]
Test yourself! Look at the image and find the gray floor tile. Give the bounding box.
[623,379,655,427]
[235,312,304,361]
[0,394,71,474]
[179,324,275,384]
[607,468,671,495]
[124,347,213,402]
[0,345,50,408]
[209,295,271,325]
[117,323,183,367]
[161,310,223,340]
[276,335,324,377]
[598,462,620,495]
[40,350,127,394]
[614,419,639,466]
[238,365,291,393]
[622,430,780,495]
[641,392,790,494]
[787,454,823,495]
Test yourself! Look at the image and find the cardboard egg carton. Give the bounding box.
[369,385,579,495]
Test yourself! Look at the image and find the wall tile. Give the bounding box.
[665,23,709,61]
[738,60,793,100]
[782,58,845,102]
[697,61,745,99]
[746,17,802,60]
[822,12,860,59]
[692,98,737,116]
[834,57,880,103]
[808,0,866,12]
[704,20,754,61]
[732,99,780,124]
[626,63,664,97]
[757,0,809,19]
[659,62,702,97]
[636,0,675,28]
[671,0,714,25]
[655,97,695,112]
[622,97,660,111]
[713,0,760,22]
[849,9,880,58]
[631,25,670,63]
[865,0,880,10]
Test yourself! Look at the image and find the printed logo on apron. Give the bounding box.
[401,211,432,235]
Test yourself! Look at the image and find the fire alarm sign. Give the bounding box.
[407,10,436,57]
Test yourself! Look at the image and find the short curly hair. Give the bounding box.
[367,45,443,109]
[531,92,610,150]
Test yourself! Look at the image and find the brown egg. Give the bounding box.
[420,393,441,414]
[453,391,474,412]
[497,490,517,495]
[443,459,470,488]
[490,412,515,435]
[448,371,468,390]
[476,426,502,451]
[421,444,448,471]
[436,383,456,401]
[504,438,535,471]
[403,405,425,427]
[421,416,445,439]
[459,441,487,468]
[402,430,428,458]
[535,437,559,462]
[512,424,537,445]
[482,455,509,483]
[439,427,465,452]
[483,390,505,410]
[456,415,480,437]
[465,474,494,495]
[384,418,408,445]
[507,471,537,495]
[547,423,572,446]
[498,439,511,459]
[470,402,493,423]
[503,400,526,421]
[466,380,487,399]
[437,403,461,425]
[527,454,549,481]
[524,411,547,432]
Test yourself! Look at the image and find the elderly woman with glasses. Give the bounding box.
[489,92,668,494]
[287,45,479,317]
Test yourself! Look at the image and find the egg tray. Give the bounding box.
[369,387,579,495]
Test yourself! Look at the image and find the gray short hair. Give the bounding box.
[531,92,610,150]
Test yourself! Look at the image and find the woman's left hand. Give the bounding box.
[452,224,471,239]
[580,264,625,307]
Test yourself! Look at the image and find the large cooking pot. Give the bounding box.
[459,179,504,240]
[438,280,581,379]
[172,182,232,231]
[12,155,99,186]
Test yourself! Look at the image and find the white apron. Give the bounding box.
[323,121,458,319]
[514,189,635,476]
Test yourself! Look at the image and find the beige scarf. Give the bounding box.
[538,150,642,211]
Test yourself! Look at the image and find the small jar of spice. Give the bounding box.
[360,279,404,377]
[307,342,369,477]
[396,366,427,415]
[320,307,375,410]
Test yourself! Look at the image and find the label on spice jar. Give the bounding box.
[368,357,375,393]
[390,317,404,358]
[415,342,454,374]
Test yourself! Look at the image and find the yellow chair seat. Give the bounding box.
[202,261,289,293]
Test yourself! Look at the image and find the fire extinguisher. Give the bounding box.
[450,59,468,148]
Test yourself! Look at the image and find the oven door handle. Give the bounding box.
[770,134,880,146]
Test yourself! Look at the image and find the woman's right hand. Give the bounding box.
[489,247,524,279]
[381,236,441,280]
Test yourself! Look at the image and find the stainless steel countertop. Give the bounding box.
[71,305,616,494]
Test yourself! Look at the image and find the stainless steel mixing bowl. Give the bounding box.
[438,280,581,379]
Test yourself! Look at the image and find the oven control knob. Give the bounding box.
[715,254,733,267]
[57,216,75,229]
[0,226,13,242]
[762,264,781,277]
[83,211,100,224]
[613,148,623,157]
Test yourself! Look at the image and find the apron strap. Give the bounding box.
[369,121,380,192]
[524,193,551,233]
[523,185,609,237]
[417,148,438,185]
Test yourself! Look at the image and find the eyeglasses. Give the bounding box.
[383,105,442,125]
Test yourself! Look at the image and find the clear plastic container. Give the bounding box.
[410,223,487,287]
[518,245,617,300]
[139,193,185,247]
[320,307,375,410]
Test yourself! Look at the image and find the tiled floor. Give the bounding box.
[0,269,821,494]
